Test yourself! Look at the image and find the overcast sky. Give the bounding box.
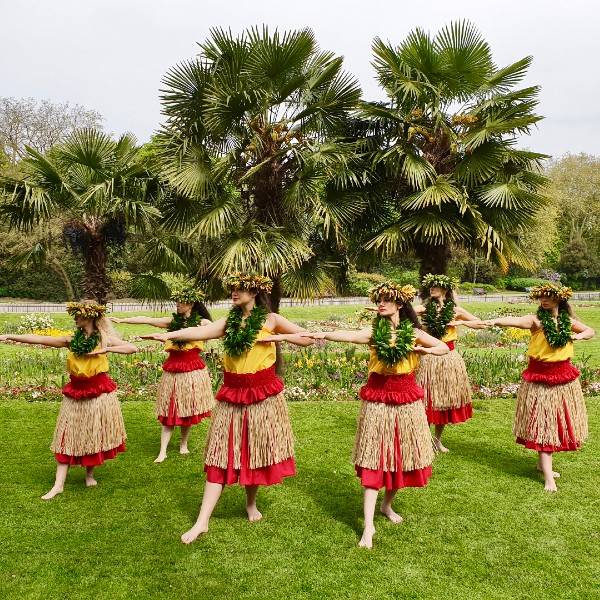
[2,0,598,158]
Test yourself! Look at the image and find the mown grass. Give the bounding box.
[0,398,599,600]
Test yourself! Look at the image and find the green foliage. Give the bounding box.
[458,282,497,294]
[108,270,133,299]
[506,277,551,291]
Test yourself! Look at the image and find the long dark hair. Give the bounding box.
[558,300,575,319]
[254,291,273,312]
[398,301,422,329]
[191,301,212,322]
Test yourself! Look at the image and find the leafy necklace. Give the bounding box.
[69,328,101,356]
[168,312,201,349]
[537,308,572,348]
[371,316,415,367]
[223,306,267,357]
[423,300,455,340]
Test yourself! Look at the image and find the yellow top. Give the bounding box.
[441,325,458,343]
[223,328,276,374]
[164,340,203,352]
[368,346,418,376]
[66,347,109,377]
[527,330,573,362]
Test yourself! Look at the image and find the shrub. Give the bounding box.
[109,270,133,298]
[506,277,551,291]
[459,282,497,294]
[17,314,57,333]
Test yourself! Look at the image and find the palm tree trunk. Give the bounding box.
[83,235,109,304]
[49,259,76,301]
[417,243,451,299]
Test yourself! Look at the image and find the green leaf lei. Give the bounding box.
[537,307,572,348]
[423,300,455,340]
[372,316,415,367]
[168,312,202,349]
[223,306,267,357]
[69,328,101,356]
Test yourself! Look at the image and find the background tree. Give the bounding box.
[355,21,548,289]
[0,97,103,169]
[153,26,362,309]
[0,129,159,303]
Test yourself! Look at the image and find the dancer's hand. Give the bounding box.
[299,331,327,339]
[140,333,169,342]
[571,332,587,340]
[481,319,496,327]
[259,334,287,342]
[86,348,108,356]
[109,317,122,323]
[412,345,432,355]
[363,306,378,312]
[0,334,9,342]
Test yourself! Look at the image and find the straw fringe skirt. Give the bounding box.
[415,350,473,424]
[155,368,214,424]
[51,391,126,457]
[204,392,295,485]
[513,379,588,451]
[353,400,435,475]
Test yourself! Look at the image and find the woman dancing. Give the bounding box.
[0,302,136,499]
[111,288,214,462]
[413,274,480,452]
[299,282,448,548]
[141,273,313,543]
[483,284,594,491]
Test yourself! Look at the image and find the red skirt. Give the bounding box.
[55,441,126,467]
[158,401,209,427]
[521,358,579,385]
[205,409,296,486]
[426,403,473,425]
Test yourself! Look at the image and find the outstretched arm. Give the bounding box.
[260,313,315,347]
[482,315,535,330]
[110,316,172,328]
[571,320,595,341]
[140,318,227,343]
[87,336,138,355]
[0,333,70,348]
[454,306,480,322]
[300,327,373,345]
[414,330,449,355]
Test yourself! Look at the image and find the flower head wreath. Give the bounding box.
[222,273,273,294]
[529,283,573,302]
[170,288,206,304]
[369,282,416,304]
[66,302,108,319]
[422,273,460,290]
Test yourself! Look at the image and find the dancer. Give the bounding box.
[111,288,214,462]
[140,273,313,543]
[483,284,594,492]
[299,282,448,548]
[0,302,136,499]
[413,274,480,452]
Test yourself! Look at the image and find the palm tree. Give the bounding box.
[0,129,159,303]
[356,21,548,285]
[154,26,362,309]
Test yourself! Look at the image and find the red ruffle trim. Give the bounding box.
[158,392,210,427]
[521,358,579,386]
[356,465,432,491]
[204,409,295,486]
[55,441,126,466]
[62,372,117,400]
[359,372,424,405]
[445,341,455,351]
[516,399,581,452]
[216,366,284,405]
[426,403,473,425]
[162,349,206,373]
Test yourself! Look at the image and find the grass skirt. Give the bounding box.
[51,391,126,465]
[156,367,214,426]
[513,379,588,452]
[415,350,472,425]
[352,399,435,490]
[204,391,295,486]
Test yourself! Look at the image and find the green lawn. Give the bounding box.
[1,398,599,599]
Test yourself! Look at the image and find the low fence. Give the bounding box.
[1,292,599,313]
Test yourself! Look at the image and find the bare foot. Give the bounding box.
[358,525,376,549]
[434,437,450,453]
[86,476,98,488]
[180,447,190,455]
[181,522,208,544]
[537,464,560,478]
[41,486,63,500]
[246,505,263,522]
[380,507,403,524]
[544,477,558,492]
[154,453,167,463]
